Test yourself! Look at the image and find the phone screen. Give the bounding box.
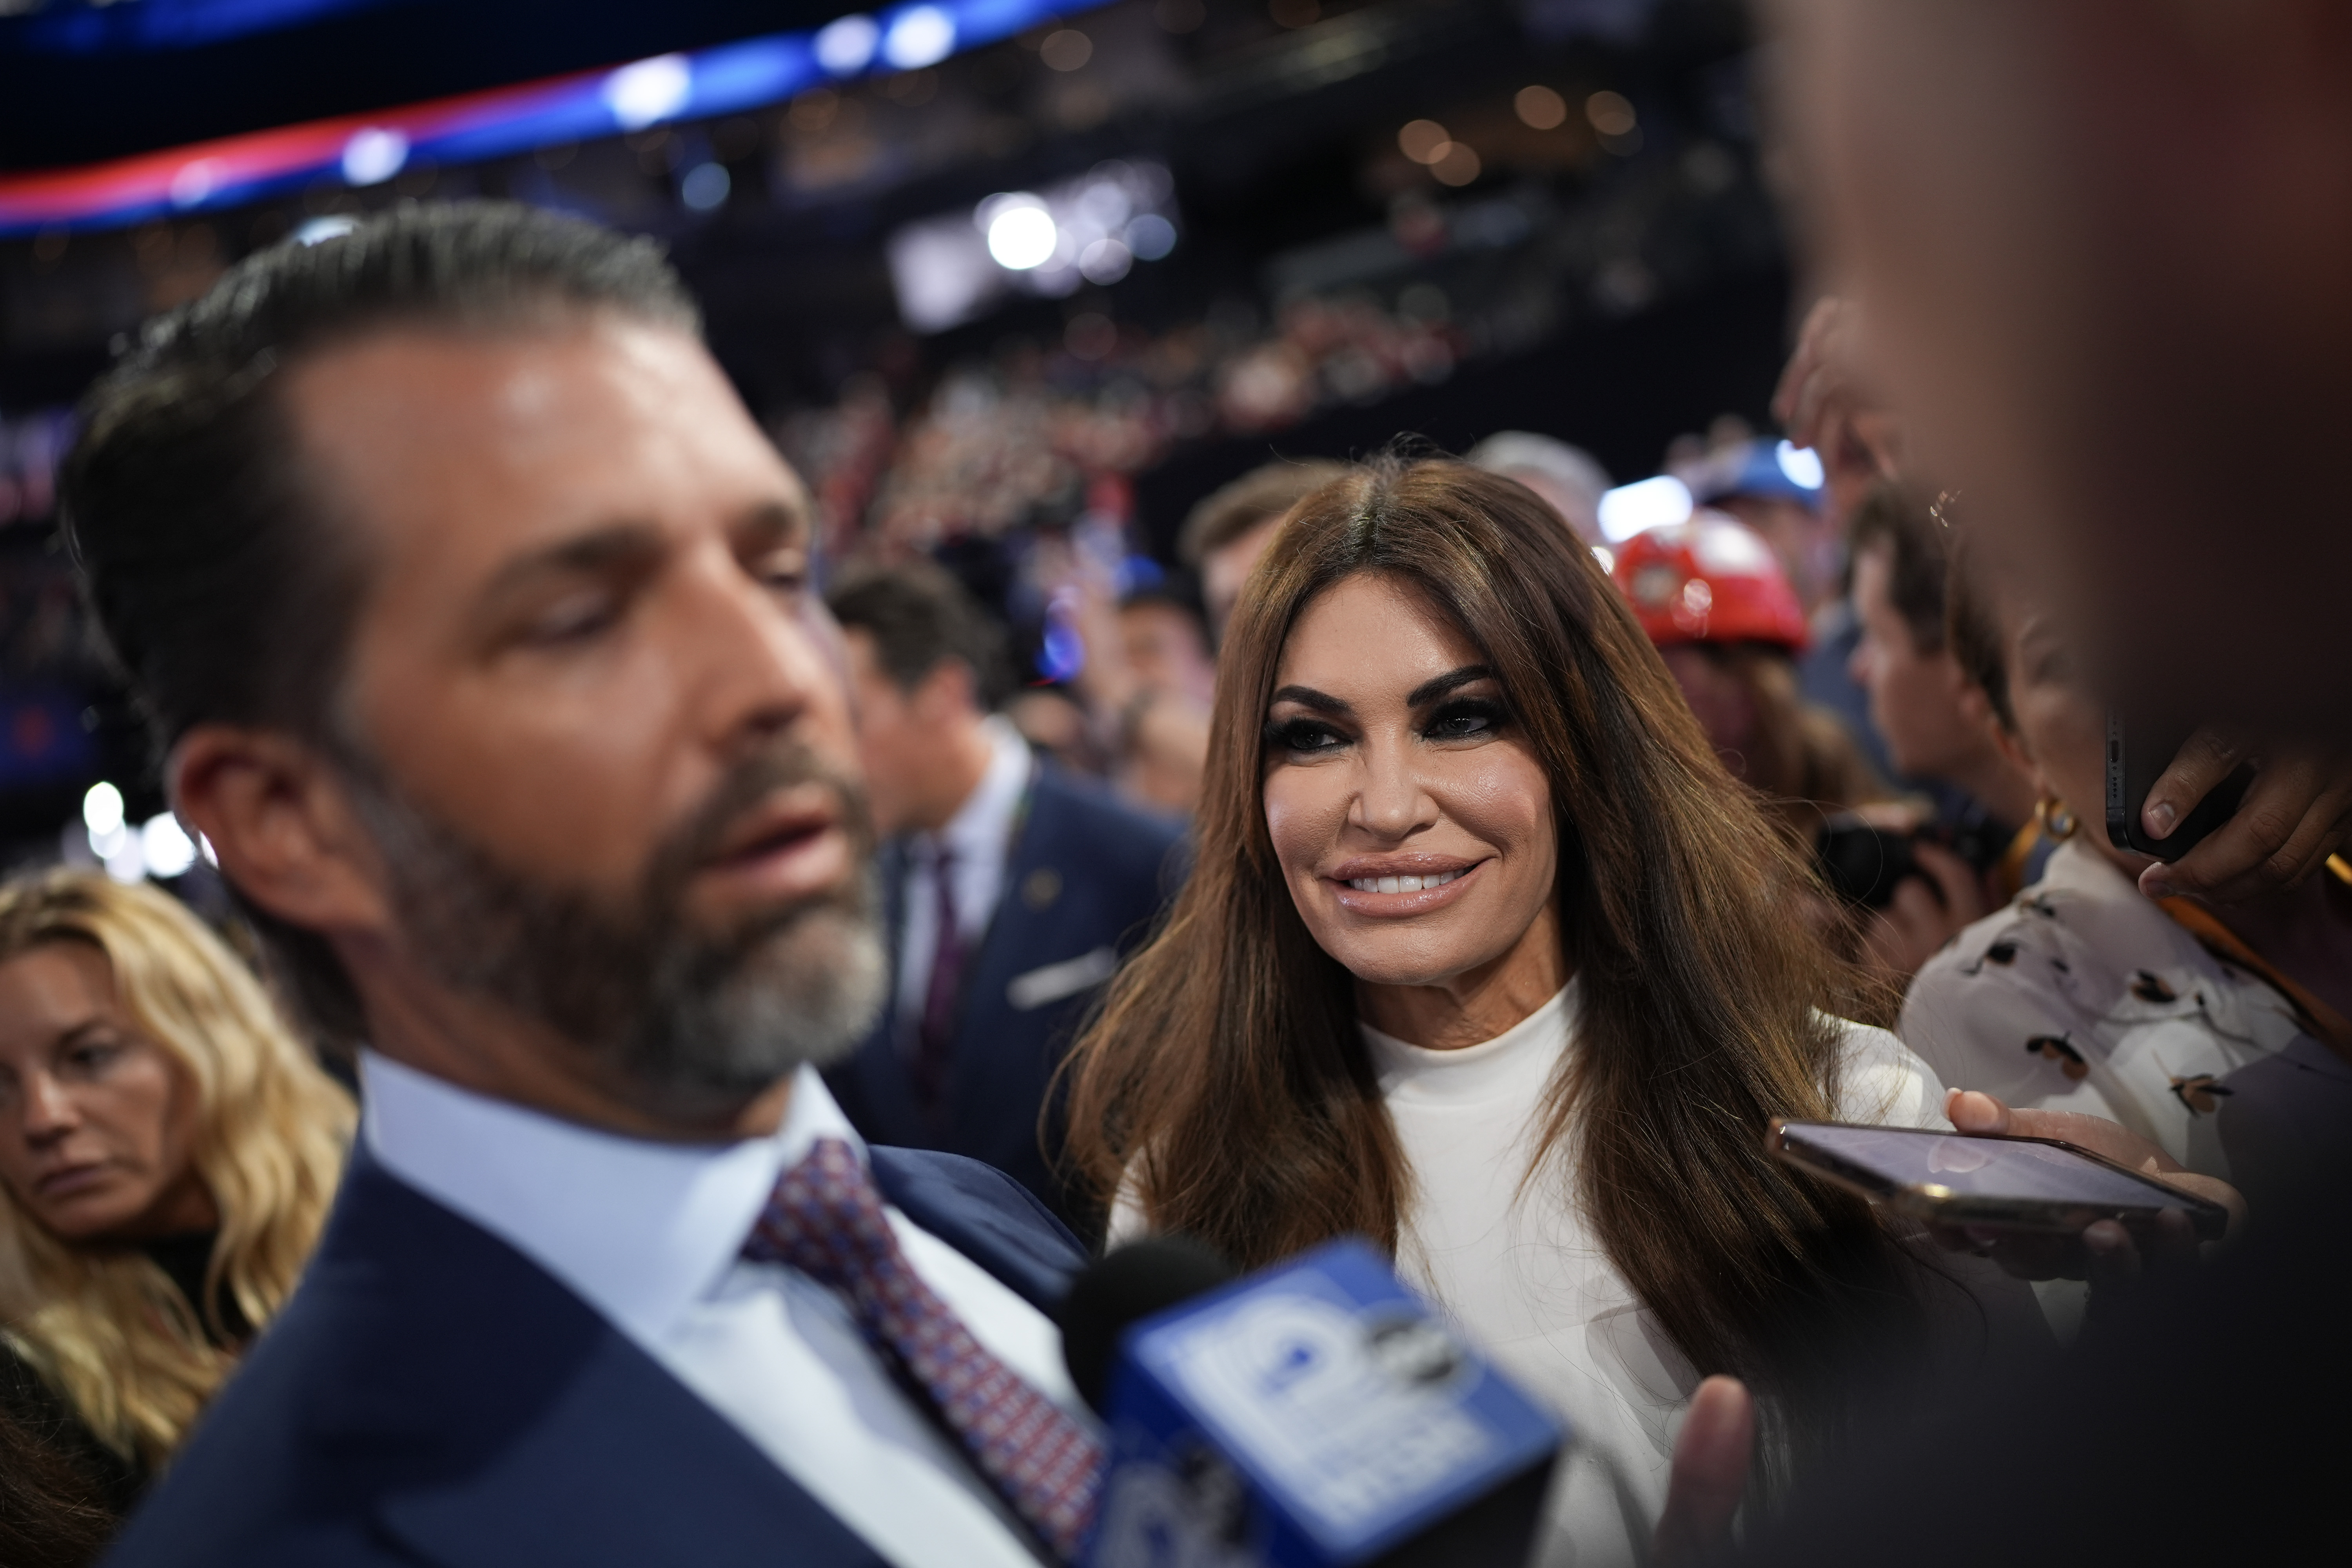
[1777,1123,2193,1209]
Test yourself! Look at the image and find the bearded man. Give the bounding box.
[72,204,1097,1568]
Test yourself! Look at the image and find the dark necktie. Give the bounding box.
[912,846,966,1127]
[742,1137,1104,1561]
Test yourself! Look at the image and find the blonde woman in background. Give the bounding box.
[0,868,351,1515]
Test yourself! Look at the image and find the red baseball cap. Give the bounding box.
[1612,512,1810,651]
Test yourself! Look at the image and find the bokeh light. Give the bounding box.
[984,198,1058,270]
[1398,120,1450,165]
[1514,86,1567,131]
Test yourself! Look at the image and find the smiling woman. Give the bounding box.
[1063,457,2029,1562]
[0,870,353,1506]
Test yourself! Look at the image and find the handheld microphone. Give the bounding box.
[1062,1236,1564,1568]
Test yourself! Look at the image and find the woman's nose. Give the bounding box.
[20,1074,79,1140]
[1352,744,1432,837]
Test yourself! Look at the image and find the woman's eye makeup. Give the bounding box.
[1263,693,1508,753]
[1423,697,1506,740]
[1265,715,1348,753]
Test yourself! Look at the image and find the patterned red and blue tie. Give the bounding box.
[742,1137,1105,1562]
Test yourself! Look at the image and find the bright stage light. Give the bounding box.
[984,200,1059,270]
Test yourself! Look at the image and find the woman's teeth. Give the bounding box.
[1348,870,1463,894]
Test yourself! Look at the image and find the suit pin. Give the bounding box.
[1023,867,1062,910]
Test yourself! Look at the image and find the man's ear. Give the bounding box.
[169,725,393,938]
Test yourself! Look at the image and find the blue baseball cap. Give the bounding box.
[1687,438,1826,510]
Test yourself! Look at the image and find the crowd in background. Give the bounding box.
[0,4,2349,1562]
[5,218,2342,1561]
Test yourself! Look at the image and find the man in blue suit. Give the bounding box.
[823,565,1184,1236]
[67,203,1102,1566]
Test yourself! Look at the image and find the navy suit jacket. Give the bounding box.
[825,766,1184,1233]
[105,1143,1086,1568]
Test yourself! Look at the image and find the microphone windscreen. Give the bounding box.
[1059,1236,1238,1414]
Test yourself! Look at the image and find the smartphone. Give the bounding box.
[2104,710,2254,862]
[1767,1120,2230,1240]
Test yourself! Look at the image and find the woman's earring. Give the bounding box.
[2035,795,2079,841]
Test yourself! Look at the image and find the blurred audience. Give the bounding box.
[1177,459,1348,640]
[0,870,351,1514]
[1674,423,1891,786]
[786,294,1465,568]
[1844,481,2043,973]
[1463,431,1612,546]
[824,562,1184,1232]
[1007,457,1349,819]
[1042,550,1219,819]
[1904,562,2352,1213]
[1115,589,1216,715]
[1685,436,1840,619]
[1102,587,1217,816]
[1613,513,1886,842]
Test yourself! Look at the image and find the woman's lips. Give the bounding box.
[34,1162,110,1200]
[1324,858,1488,917]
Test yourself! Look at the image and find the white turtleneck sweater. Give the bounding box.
[1358,982,1949,1568]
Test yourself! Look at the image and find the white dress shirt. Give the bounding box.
[894,714,1035,1044]
[361,1053,1081,1568]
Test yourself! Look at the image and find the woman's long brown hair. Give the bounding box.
[1063,457,1927,1462]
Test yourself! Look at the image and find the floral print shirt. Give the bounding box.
[1898,839,2338,1191]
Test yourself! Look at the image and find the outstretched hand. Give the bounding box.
[1934,1089,2244,1290]
[1652,1376,1753,1567]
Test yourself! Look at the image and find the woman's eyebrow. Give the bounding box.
[1269,684,1351,716]
[1406,664,1495,707]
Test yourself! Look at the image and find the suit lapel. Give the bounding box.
[827,840,933,1147]
[374,1334,882,1568]
[948,760,1041,1030]
[871,1146,1085,1314]
[328,1155,885,1568]
[877,836,909,1042]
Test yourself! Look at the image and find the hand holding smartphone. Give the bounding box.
[1767,1119,2231,1241]
[2104,710,2254,862]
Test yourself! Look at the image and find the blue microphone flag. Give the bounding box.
[1085,1237,1563,1568]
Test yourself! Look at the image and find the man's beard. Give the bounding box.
[343,739,887,1120]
